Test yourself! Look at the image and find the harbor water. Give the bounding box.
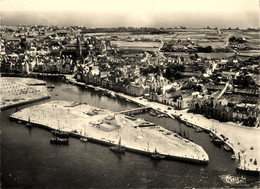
[1,77,259,188]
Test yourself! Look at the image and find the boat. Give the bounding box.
[80,137,88,142]
[194,127,202,133]
[55,94,59,96]
[224,144,232,152]
[186,122,193,127]
[231,154,236,160]
[211,137,223,147]
[26,117,33,128]
[17,120,22,124]
[151,149,165,160]
[50,137,69,145]
[110,138,125,154]
[110,92,116,98]
[47,85,55,89]
[219,174,246,185]
[80,126,88,142]
[186,131,193,141]
[51,130,70,138]
[149,110,157,117]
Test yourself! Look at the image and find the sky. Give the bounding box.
[0,0,259,28]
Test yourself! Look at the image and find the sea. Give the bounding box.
[0,77,259,188]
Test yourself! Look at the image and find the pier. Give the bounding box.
[9,100,209,165]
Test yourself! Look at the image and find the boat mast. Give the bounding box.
[118,137,121,147]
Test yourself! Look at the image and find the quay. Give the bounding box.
[7,73,258,173]
[9,100,209,164]
[60,74,259,173]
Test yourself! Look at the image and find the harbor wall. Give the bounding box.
[9,115,209,165]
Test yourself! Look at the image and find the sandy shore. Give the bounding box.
[0,77,50,110]
[10,100,209,163]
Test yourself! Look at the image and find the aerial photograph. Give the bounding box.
[0,0,259,188]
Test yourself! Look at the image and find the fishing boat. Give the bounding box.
[110,92,116,98]
[186,131,193,141]
[194,127,202,133]
[80,126,88,142]
[149,110,157,117]
[26,117,33,128]
[50,137,69,145]
[80,137,88,142]
[47,85,55,89]
[151,149,165,160]
[186,122,193,127]
[219,174,246,185]
[110,138,125,154]
[211,137,223,147]
[17,120,22,124]
[51,130,70,138]
[224,144,232,152]
[231,154,236,160]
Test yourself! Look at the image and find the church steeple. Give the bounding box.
[76,35,82,59]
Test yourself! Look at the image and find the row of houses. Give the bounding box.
[189,97,259,127]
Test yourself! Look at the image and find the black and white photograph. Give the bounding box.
[0,0,259,188]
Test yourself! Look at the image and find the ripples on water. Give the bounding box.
[0,77,259,188]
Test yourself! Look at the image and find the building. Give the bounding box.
[126,83,149,97]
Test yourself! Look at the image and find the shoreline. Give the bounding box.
[62,74,260,174]
[9,101,209,165]
[2,73,258,173]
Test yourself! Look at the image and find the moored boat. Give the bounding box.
[194,127,202,133]
[26,118,33,128]
[224,144,232,152]
[231,154,236,160]
[151,149,165,160]
[186,122,193,127]
[51,130,70,138]
[50,137,69,144]
[47,85,55,89]
[80,137,88,142]
[149,110,157,117]
[211,137,223,147]
[110,138,125,154]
